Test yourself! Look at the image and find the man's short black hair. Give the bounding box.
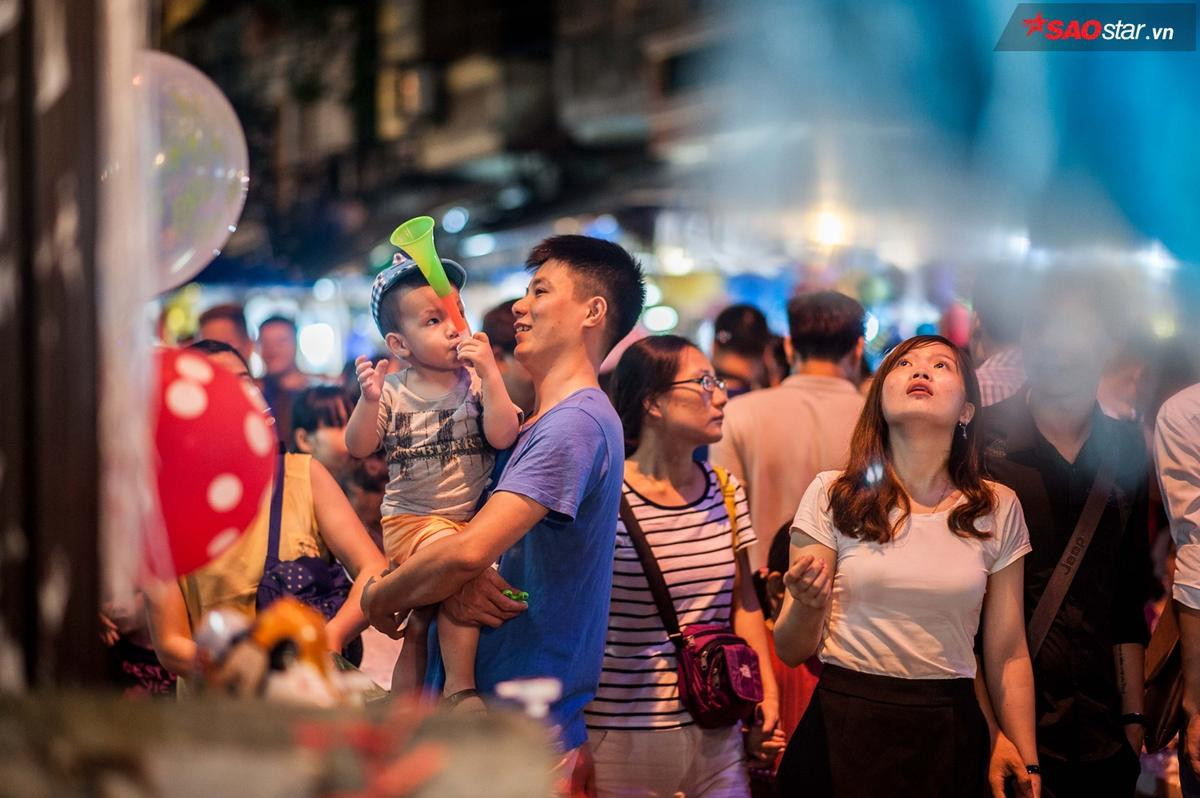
[482,299,518,354]
[187,338,252,373]
[714,304,772,356]
[259,315,298,334]
[377,270,434,336]
[786,291,865,362]
[767,522,791,575]
[198,303,249,338]
[1023,266,1129,342]
[526,235,646,353]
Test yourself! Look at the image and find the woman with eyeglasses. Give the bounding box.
[583,335,783,797]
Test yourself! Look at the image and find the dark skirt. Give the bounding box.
[777,664,990,798]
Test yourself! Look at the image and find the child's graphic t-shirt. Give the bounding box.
[376,367,494,522]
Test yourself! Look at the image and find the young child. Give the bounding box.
[757,524,821,759]
[345,253,521,708]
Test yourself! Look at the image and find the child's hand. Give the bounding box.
[456,333,500,381]
[355,355,392,403]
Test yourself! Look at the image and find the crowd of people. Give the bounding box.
[108,232,1200,798]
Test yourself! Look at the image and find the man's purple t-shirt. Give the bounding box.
[477,387,624,750]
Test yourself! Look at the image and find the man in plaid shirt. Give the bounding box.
[970,268,1028,406]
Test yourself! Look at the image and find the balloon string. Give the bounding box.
[440,291,469,333]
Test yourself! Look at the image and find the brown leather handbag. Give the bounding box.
[1144,599,1185,753]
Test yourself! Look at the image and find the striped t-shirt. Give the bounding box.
[584,462,757,731]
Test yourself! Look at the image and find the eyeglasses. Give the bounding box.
[669,375,728,393]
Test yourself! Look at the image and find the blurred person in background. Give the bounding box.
[482,298,536,417]
[980,271,1151,797]
[145,340,387,678]
[1099,336,1198,433]
[197,303,254,366]
[259,315,316,391]
[754,524,821,778]
[970,267,1030,407]
[291,385,354,483]
[712,304,780,397]
[260,315,318,444]
[585,335,782,797]
[766,335,790,385]
[710,291,865,570]
[101,591,176,697]
[1154,380,1200,796]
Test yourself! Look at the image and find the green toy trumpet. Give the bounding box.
[390,215,469,332]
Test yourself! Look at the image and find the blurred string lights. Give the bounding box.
[642,305,680,333]
[461,233,497,258]
[442,206,469,234]
[155,200,1191,380]
[298,322,337,371]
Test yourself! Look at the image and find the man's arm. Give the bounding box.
[1111,453,1151,751]
[1156,395,1200,772]
[1113,643,1146,751]
[1156,400,1200,607]
[1179,606,1200,777]
[364,491,549,625]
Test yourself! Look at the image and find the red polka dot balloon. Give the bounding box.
[149,348,276,578]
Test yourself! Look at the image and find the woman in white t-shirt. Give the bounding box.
[774,335,1039,797]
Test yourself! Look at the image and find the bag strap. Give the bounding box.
[619,493,684,650]
[712,465,740,553]
[262,454,287,571]
[1146,599,1181,680]
[182,573,203,631]
[1026,449,1118,659]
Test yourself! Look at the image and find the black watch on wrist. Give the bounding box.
[1121,712,1147,728]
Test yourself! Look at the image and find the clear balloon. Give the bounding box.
[134,50,249,293]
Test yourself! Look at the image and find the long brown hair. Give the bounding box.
[828,335,994,544]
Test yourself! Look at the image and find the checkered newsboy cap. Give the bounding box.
[370,252,467,337]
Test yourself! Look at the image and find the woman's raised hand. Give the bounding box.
[783,552,832,609]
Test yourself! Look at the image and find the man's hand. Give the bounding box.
[988,730,1036,798]
[1185,713,1200,779]
[456,333,499,381]
[355,355,392,403]
[441,568,529,628]
[361,572,409,640]
[1124,722,1145,756]
[98,611,120,647]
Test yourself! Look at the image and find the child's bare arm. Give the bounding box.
[346,355,388,457]
[457,333,521,449]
